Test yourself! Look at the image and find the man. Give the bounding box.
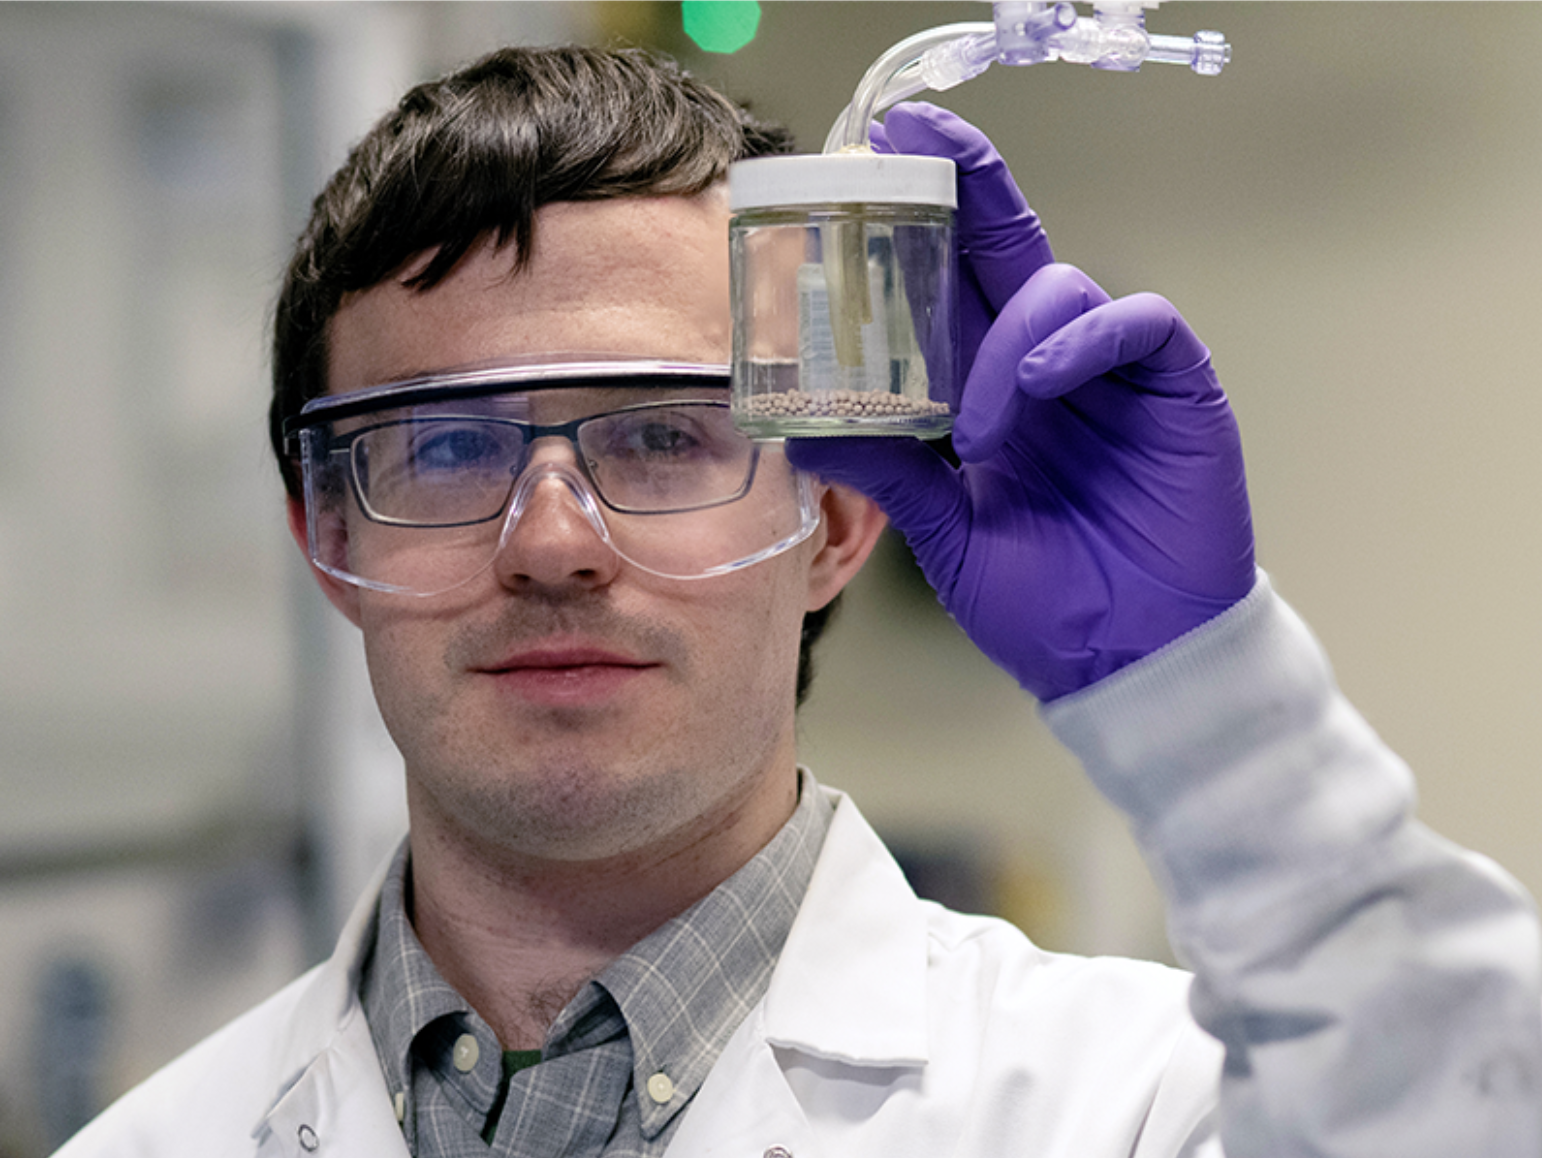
[56,44,1540,1158]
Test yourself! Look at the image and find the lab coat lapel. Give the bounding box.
[254,1008,408,1158]
[662,1014,825,1158]
[252,853,405,1158]
[664,791,931,1158]
[762,789,930,1064]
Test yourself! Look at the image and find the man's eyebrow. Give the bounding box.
[353,365,454,391]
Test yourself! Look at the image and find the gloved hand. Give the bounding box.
[788,103,1255,701]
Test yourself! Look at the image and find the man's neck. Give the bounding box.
[404,770,800,1050]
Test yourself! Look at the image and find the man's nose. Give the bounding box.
[491,457,623,590]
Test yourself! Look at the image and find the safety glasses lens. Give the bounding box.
[300,390,815,593]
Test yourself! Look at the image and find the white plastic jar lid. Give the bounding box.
[729,153,956,211]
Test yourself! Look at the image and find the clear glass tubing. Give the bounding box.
[825,3,1231,154]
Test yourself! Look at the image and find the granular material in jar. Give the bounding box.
[741,389,952,420]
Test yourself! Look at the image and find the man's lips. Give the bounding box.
[475,645,660,705]
[480,646,655,674]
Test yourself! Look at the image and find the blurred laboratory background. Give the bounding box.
[3,2,1541,1151]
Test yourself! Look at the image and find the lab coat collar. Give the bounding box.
[254,1008,408,1157]
[251,852,403,1155]
[761,787,931,1067]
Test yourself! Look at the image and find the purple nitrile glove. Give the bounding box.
[870,105,1052,382]
[790,104,1255,701]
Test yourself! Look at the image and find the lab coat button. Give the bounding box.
[764,1148,792,1158]
[297,1124,319,1152]
[453,1034,481,1072]
[646,1071,675,1103]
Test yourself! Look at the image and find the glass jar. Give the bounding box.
[729,152,957,439]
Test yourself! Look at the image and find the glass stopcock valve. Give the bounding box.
[729,1,1230,439]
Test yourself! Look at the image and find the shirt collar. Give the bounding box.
[359,840,489,1128]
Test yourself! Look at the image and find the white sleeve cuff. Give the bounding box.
[1040,570,1416,924]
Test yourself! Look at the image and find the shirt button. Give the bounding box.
[646,1071,675,1104]
[453,1034,481,1073]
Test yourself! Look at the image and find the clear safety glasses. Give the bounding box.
[283,361,821,596]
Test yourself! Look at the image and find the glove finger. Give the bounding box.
[881,103,1054,312]
[953,264,1112,460]
[786,436,969,552]
[1013,292,1215,403]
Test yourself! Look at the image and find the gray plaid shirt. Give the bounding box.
[360,772,833,1156]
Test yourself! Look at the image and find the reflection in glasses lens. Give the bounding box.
[577,404,755,514]
[346,401,757,528]
[294,385,820,595]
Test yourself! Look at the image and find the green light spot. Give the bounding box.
[682,1,761,54]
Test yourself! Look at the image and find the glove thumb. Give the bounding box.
[785,437,969,588]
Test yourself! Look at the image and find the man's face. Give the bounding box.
[308,192,872,869]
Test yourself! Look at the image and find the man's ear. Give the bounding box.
[286,495,363,627]
[805,482,888,612]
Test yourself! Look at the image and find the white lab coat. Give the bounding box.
[54,790,1223,1158]
[55,575,1542,1157]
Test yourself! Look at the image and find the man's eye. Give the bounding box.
[628,421,698,457]
[410,425,508,473]
[600,411,724,463]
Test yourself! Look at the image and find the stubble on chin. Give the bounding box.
[393,593,715,860]
[377,575,799,864]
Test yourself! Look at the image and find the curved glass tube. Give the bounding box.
[821,3,1230,155]
[824,22,993,154]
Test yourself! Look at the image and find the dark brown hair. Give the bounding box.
[270,44,839,703]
